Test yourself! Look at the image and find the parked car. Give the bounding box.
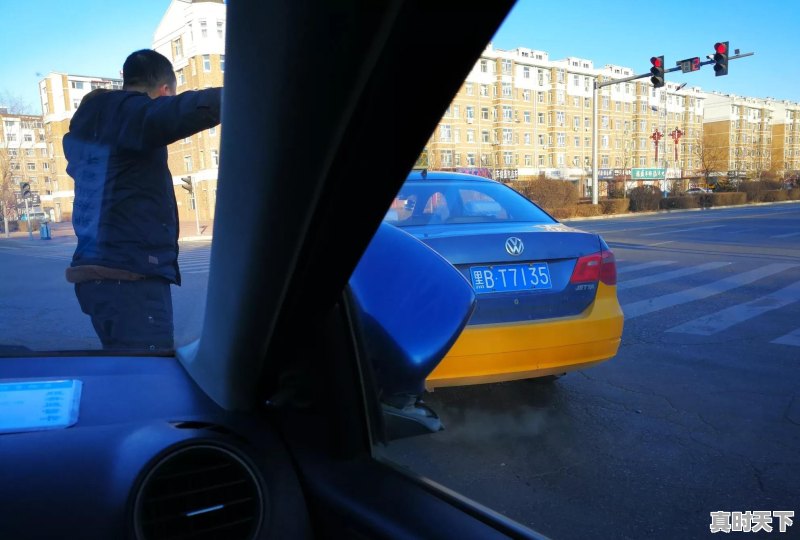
[384,170,624,389]
[685,187,712,194]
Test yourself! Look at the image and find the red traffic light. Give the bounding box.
[714,42,727,54]
[650,56,662,67]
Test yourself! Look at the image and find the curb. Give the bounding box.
[564,199,800,222]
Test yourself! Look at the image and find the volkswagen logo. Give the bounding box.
[505,237,524,256]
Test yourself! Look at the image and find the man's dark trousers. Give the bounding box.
[75,278,173,351]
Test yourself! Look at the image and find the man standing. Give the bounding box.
[64,49,222,351]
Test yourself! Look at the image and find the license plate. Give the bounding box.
[469,262,552,294]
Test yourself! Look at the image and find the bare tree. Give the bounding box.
[0,137,20,236]
[0,89,34,115]
[692,137,728,189]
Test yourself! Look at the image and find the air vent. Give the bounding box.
[134,445,263,540]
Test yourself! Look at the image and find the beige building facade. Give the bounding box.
[0,110,52,220]
[422,44,706,195]
[153,0,226,229]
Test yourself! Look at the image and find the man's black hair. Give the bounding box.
[122,49,176,91]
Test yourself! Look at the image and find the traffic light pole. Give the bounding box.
[23,199,32,239]
[591,50,753,204]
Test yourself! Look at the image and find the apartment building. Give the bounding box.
[38,73,123,221]
[153,0,226,227]
[423,44,705,195]
[769,100,800,181]
[702,93,778,181]
[0,109,52,220]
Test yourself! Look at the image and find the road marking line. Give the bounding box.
[666,280,800,335]
[617,261,676,274]
[771,328,800,347]
[648,240,674,246]
[771,231,800,239]
[623,263,799,319]
[618,262,730,291]
[640,225,725,237]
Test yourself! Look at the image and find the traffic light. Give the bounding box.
[181,176,193,194]
[713,41,729,77]
[650,56,665,88]
[20,182,31,199]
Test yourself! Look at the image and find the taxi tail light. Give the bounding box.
[569,249,617,286]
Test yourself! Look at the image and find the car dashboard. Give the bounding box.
[0,355,311,540]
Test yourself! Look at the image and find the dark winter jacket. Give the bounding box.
[64,88,222,284]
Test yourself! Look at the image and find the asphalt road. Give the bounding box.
[1,203,799,539]
[383,202,800,540]
[0,234,212,350]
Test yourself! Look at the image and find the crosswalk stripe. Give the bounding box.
[640,225,724,237]
[617,261,675,274]
[666,280,800,335]
[618,262,730,291]
[623,263,799,319]
[771,328,800,347]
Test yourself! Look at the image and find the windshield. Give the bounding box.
[0,1,222,354]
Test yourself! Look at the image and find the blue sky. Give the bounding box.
[1,0,797,112]
[491,0,798,102]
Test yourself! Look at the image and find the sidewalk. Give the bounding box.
[1,220,215,241]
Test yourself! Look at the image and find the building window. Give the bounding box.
[480,84,488,96]
[217,20,224,38]
[72,101,81,110]
[482,130,490,143]
[503,151,513,165]
[177,69,185,85]
[502,83,512,97]
[27,163,36,171]
[538,134,545,146]
[203,55,211,72]
[467,153,475,166]
[556,111,565,126]
[173,38,183,59]
[465,83,473,96]
[501,59,512,74]
[522,90,530,101]
[211,149,219,167]
[537,113,544,125]
[481,107,489,120]
[574,136,580,147]
[453,105,460,118]
[43,162,50,171]
[538,155,545,166]
[502,106,512,121]
[466,106,474,120]
[524,155,532,166]
[523,67,530,79]
[557,133,565,147]
[502,128,513,143]
[466,129,475,142]
[200,19,208,37]
[440,150,453,167]
[439,125,451,142]
[70,80,84,89]
[524,133,531,144]
[184,155,193,171]
[220,55,225,72]
[524,111,531,123]
[23,133,33,142]
[480,59,487,73]
[25,148,34,157]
